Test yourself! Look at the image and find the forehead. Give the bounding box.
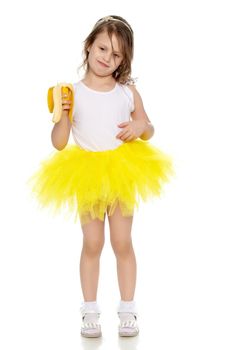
[95,31,122,53]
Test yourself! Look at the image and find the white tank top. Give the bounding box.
[71,80,135,151]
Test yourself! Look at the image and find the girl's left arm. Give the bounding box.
[128,85,155,140]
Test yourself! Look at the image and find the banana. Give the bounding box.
[47,82,74,123]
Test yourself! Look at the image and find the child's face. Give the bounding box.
[87,30,123,77]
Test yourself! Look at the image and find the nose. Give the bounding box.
[103,51,112,63]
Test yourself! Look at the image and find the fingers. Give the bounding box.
[62,94,71,110]
[117,130,132,140]
[62,103,71,111]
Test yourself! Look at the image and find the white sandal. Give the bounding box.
[118,312,139,337]
[80,310,102,338]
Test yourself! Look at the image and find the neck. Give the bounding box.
[83,71,116,88]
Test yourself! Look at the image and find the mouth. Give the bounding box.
[97,60,109,68]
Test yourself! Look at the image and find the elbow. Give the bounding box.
[55,144,66,151]
[51,140,67,151]
[140,134,153,141]
[51,134,67,151]
[140,123,155,140]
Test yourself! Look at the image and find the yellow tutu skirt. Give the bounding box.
[27,139,174,225]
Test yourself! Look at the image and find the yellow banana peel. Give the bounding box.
[47,82,74,123]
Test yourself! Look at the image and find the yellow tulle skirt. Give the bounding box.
[27,139,174,225]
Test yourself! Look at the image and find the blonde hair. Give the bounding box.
[77,15,136,85]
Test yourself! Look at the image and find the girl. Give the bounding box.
[28,15,174,338]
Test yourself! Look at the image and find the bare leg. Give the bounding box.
[79,213,106,301]
[107,203,136,300]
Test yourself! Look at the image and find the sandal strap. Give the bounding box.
[82,321,101,329]
[81,310,101,318]
[118,312,138,329]
[118,311,138,319]
[119,319,138,327]
[81,311,101,329]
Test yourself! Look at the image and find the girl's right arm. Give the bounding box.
[51,94,72,150]
[51,111,72,150]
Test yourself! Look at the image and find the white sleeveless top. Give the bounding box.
[71,80,135,151]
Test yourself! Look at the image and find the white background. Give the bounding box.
[0,0,232,349]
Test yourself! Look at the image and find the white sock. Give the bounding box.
[117,300,137,313]
[80,301,100,314]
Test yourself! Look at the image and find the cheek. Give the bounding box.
[88,51,97,64]
[89,47,97,57]
[117,56,123,64]
[112,56,121,65]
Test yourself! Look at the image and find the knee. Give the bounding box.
[111,238,133,257]
[83,238,105,257]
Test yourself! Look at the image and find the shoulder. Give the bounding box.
[126,84,141,101]
[125,84,144,112]
[73,81,79,89]
[124,84,146,110]
[119,82,142,104]
[124,84,152,123]
[71,81,81,95]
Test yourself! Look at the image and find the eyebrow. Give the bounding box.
[99,43,122,54]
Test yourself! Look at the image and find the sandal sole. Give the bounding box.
[81,331,102,338]
[119,329,139,337]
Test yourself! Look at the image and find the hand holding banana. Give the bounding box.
[47,83,74,123]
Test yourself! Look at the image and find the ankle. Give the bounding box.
[117,300,137,314]
[80,300,101,316]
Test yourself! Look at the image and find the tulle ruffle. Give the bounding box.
[27,139,174,225]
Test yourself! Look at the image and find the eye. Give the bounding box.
[114,54,120,58]
[99,47,105,50]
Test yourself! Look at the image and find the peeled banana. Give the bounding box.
[47,82,74,123]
